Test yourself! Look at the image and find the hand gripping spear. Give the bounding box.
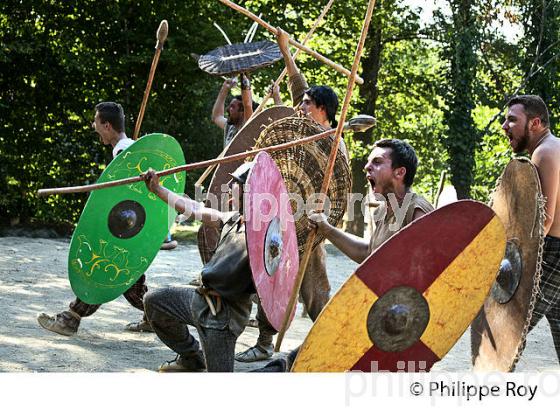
[133,20,169,140]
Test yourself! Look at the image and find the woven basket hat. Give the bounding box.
[198,40,282,77]
[253,116,352,254]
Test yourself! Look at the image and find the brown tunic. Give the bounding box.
[368,192,434,253]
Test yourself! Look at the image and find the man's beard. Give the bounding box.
[512,122,530,153]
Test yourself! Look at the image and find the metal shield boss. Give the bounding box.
[293,200,506,372]
[471,158,544,371]
[244,151,299,331]
[68,133,186,304]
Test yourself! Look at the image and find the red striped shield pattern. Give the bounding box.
[292,200,506,372]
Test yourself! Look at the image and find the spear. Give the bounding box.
[133,20,169,140]
[37,115,375,197]
[195,0,336,191]
[274,0,378,352]
[253,0,335,116]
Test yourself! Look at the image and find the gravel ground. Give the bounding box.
[0,236,557,372]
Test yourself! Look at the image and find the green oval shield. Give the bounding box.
[68,133,186,304]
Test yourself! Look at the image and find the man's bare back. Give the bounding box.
[531,134,560,238]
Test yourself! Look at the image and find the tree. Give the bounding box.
[438,0,480,200]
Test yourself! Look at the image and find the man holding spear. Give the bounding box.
[37,102,154,336]
[235,27,346,363]
[257,138,433,371]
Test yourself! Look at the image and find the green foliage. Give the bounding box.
[517,0,560,133]
[374,38,448,201]
[436,0,481,199]
[471,106,511,201]
[2,0,560,228]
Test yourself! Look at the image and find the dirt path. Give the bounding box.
[0,236,557,372]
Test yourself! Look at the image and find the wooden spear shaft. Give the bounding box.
[219,0,364,85]
[253,0,335,116]
[274,0,378,353]
[37,127,337,197]
[195,0,336,190]
[133,20,169,140]
[434,170,447,207]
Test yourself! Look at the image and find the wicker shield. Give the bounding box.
[197,106,295,263]
[68,134,186,304]
[253,116,352,254]
[292,201,506,372]
[198,40,282,77]
[245,152,299,330]
[471,157,545,371]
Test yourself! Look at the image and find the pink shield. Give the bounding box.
[245,152,299,331]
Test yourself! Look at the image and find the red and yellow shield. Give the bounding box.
[292,200,506,372]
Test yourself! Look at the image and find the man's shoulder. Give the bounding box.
[410,192,434,212]
[533,133,560,166]
[112,137,134,158]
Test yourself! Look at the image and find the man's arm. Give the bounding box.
[309,204,429,264]
[533,146,560,235]
[271,81,283,105]
[143,169,224,229]
[308,212,370,263]
[276,27,308,106]
[240,73,253,123]
[212,78,236,130]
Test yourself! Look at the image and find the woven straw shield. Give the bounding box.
[471,157,545,371]
[197,107,295,264]
[198,40,282,77]
[253,117,352,254]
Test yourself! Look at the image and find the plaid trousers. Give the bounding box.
[69,274,147,319]
[528,236,560,363]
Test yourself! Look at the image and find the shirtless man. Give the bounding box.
[502,94,560,362]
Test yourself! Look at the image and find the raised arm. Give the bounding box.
[212,78,236,130]
[240,73,253,123]
[276,27,308,107]
[143,169,224,229]
[277,28,298,78]
[270,81,283,105]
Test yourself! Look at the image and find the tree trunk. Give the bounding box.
[443,0,478,200]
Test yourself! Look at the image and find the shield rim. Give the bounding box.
[292,200,505,372]
[197,106,295,264]
[198,40,283,76]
